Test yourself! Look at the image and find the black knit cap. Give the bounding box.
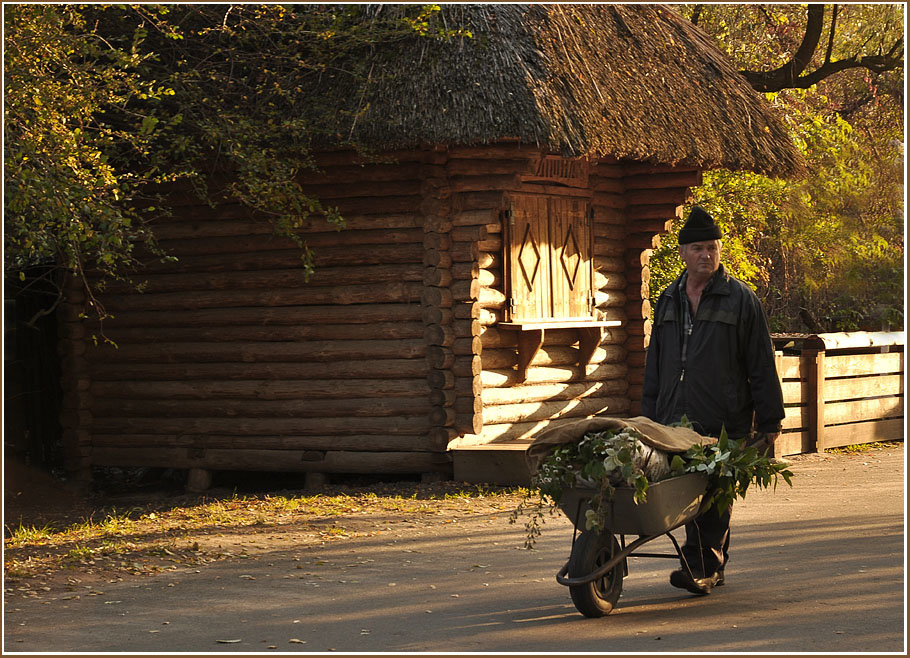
[678,206,722,244]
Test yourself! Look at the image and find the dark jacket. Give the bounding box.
[641,265,784,439]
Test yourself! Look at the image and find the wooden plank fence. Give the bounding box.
[774,332,904,457]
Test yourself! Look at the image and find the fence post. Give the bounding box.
[804,347,826,452]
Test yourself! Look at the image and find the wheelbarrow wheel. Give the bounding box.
[567,529,623,618]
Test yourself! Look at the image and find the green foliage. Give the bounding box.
[674,428,793,515]
[510,425,793,549]
[650,86,903,333]
[4,4,463,320]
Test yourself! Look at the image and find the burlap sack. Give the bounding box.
[525,415,715,475]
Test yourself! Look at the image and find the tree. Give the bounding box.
[4,4,456,327]
[651,5,905,332]
[684,4,904,93]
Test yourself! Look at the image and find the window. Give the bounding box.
[505,194,594,322]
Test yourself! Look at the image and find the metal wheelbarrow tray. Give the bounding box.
[554,472,711,618]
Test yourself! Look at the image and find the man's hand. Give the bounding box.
[749,431,780,456]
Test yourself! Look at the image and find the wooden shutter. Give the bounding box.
[507,195,593,322]
[508,195,551,321]
[550,197,592,319]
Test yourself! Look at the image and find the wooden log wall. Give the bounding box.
[450,155,637,446]
[620,164,702,415]
[66,148,457,478]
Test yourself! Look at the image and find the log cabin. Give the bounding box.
[58,5,804,488]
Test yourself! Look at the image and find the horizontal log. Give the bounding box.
[86,339,425,364]
[452,174,520,193]
[452,355,483,378]
[478,287,507,309]
[422,287,453,308]
[156,227,424,258]
[91,447,449,474]
[429,406,456,427]
[623,171,702,189]
[452,279,480,301]
[589,177,624,194]
[92,432,445,452]
[477,237,502,253]
[624,204,682,221]
[594,271,627,291]
[424,249,452,269]
[424,267,453,287]
[92,414,431,436]
[101,281,425,312]
[98,303,423,330]
[625,188,690,206]
[594,290,628,308]
[452,209,498,226]
[593,256,625,273]
[427,369,455,390]
[450,240,480,263]
[481,345,626,370]
[446,158,536,177]
[624,232,662,250]
[477,251,497,269]
[94,322,421,345]
[626,299,652,320]
[94,396,431,419]
[589,205,625,223]
[479,326,627,350]
[304,161,423,184]
[482,380,628,405]
[135,243,424,274]
[429,388,457,407]
[457,191,506,212]
[424,307,453,326]
[593,242,625,258]
[481,396,630,426]
[481,362,626,388]
[455,411,484,435]
[452,336,482,356]
[104,264,425,295]
[425,324,455,347]
[300,179,424,199]
[594,223,625,241]
[329,195,423,216]
[426,346,455,369]
[91,378,428,401]
[150,212,422,240]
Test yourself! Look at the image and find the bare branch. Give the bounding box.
[740,5,825,92]
[824,4,838,65]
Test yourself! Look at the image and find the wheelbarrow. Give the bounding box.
[555,472,712,617]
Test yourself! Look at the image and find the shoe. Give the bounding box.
[669,569,722,595]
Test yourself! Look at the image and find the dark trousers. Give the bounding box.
[679,503,731,577]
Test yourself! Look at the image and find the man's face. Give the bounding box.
[679,240,722,278]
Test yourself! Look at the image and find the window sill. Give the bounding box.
[498,320,622,380]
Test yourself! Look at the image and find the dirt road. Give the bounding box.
[3,445,905,654]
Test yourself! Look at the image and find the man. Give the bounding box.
[641,205,784,595]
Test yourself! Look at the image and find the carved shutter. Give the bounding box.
[507,195,593,322]
[508,195,551,321]
[550,197,593,319]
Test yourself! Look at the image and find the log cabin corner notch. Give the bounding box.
[56,4,805,487]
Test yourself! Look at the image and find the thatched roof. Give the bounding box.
[305,4,804,177]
